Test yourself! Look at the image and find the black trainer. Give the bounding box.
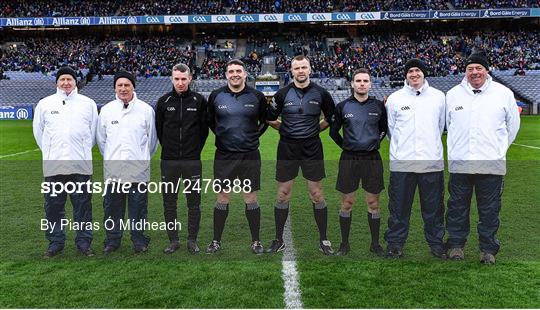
[44,244,64,257]
[187,240,200,254]
[78,246,95,257]
[336,243,350,256]
[480,252,496,265]
[103,245,118,255]
[386,247,404,259]
[206,240,221,254]
[163,241,180,254]
[251,241,264,254]
[319,240,334,255]
[430,247,448,260]
[134,245,148,254]
[265,239,285,253]
[370,243,385,257]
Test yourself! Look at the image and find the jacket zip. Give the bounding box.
[179,96,183,158]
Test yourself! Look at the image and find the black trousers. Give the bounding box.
[161,160,202,242]
[384,171,445,251]
[446,173,503,255]
[43,174,93,249]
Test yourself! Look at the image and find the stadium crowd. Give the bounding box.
[260,30,540,79]
[1,30,539,79]
[2,0,539,17]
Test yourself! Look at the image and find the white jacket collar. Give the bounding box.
[403,79,430,95]
[56,87,78,100]
[115,91,138,108]
[460,75,492,95]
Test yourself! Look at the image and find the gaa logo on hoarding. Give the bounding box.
[336,13,352,20]
[240,15,255,22]
[127,16,137,24]
[359,13,376,19]
[145,16,161,23]
[33,18,45,26]
[168,16,184,23]
[216,16,231,22]
[263,14,279,21]
[16,109,29,120]
[80,17,91,25]
[287,14,303,21]
[192,16,209,22]
[311,14,326,21]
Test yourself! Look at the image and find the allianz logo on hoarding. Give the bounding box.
[165,16,186,23]
[16,108,29,119]
[52,17,84,25]
[145,16,161,23]
[126,16,137,24]
[238,15,257,22]
[99,17,128,24]
[0,108,30,119]
[6,18,33,26]
[33,18,45,26]
[191,15,210,23]
[80,17,91,25]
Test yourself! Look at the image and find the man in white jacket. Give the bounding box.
[33,66,98,257]
[384,59,447,259]
[97,71,157,254]
[445,52,520,264]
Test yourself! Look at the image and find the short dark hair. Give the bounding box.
[292,55,310,64]
[226,59,246,70]
[352,68,371,80]
[172,63,191,75]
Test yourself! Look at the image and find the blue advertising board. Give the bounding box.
[0,106,33,120]
[0,9,535,27]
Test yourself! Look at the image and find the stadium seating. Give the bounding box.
[493,71,540,106]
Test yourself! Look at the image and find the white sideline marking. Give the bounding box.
[512,143,540,150]
[282,216,303,309]
[0,148,39,159]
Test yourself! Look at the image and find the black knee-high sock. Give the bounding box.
[274,201,289,241]
[213,202,229,242]
[313,201,328,241]
[368,212,381,245]
[245,202,261,242]
[340,210,352,244]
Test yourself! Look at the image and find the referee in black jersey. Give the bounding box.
[329,68,387,256]
[206,59,268,254]
[155,63,208,254]
[266,55,336,255]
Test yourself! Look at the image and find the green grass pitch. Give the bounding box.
[0,116,539,308]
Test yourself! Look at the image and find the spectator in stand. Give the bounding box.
[1,30,539,79]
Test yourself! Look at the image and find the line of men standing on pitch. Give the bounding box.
[34,51,520,264]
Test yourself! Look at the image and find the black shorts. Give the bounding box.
[214,149,261,192]
[336,150,384,194]
[276,136,325,182]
